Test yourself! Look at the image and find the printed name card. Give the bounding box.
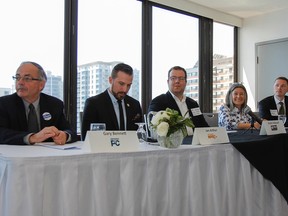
[260,120,286,135]
[83,131,140,153]
[192,127,230,145]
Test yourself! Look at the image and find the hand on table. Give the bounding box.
[29,126,67,145]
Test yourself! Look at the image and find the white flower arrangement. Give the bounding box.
[150,108,194,137]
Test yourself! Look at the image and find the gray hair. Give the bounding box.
[18,61,47,81]
[225,83,248,110]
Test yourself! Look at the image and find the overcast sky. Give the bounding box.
[0,0,233,95]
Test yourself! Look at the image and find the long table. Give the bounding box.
[229,130,288,202]
[0,140,287,216]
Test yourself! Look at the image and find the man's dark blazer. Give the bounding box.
[81,90,143,140]
[259,95,288,127]
[0,93,77,145]
[148,91,209,127]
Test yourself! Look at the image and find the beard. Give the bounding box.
[111,89,126,100]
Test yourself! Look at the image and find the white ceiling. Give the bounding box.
[186,0,288,18]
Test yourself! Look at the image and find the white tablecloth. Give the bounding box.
[0,143,287,216]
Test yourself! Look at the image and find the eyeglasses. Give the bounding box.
[169,76,186,82]
[12,75,42,82]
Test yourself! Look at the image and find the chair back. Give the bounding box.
[203,113,219,127]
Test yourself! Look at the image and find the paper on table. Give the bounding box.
[37,143,81,150]
[227,130,237,133]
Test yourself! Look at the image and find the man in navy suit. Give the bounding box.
[259,76,288,127]
[0,61,77,145]
[81,63,143,140]
[148,66,208,135]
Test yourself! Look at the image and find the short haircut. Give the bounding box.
[225,83,248,110]
[111,63,133,79]
[167,66,187,80]
[274,76,288,85]
[18,61,47,81]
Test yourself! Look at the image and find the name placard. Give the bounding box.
[83,131,140,153]
[192,127,230,145]
[260,120,286,135]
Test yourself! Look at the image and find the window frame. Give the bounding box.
[63,0,238,131]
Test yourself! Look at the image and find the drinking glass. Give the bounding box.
[278,115,287,124]
[135,123,147,143]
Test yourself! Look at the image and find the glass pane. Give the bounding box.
[77,0,141,133]
[0,0,64,100]
[152,7,199,101]
[213,22,234,112]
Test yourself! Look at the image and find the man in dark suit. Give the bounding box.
[259,76,288,127]
[0,61,77,145]
[148,66,208,135]
[81,63,142,140]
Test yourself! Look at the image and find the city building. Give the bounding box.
[0,88,12,97]
[212,54,234,112]
[42,71,63,101]
[185,54,234,112]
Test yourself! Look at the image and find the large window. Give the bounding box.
[77,0,141,132]
[213,22,234,112]
[152,7,199,101]
[1,1,237,132]
[0,0,64,99]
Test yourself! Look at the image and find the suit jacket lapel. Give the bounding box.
[166,91,193,118]
[104,90,119,129]
[273,96,288,114]
[272,97,278,109]
[14,94,29,130]
[124,98,129,121]
[39,94,54,129]
[186,100,193,118]
[285,96,288,116]
[166,91,182,114]
[39,94,47,129]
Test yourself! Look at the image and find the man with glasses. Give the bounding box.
[148,66,208,135]
[0,61,77,145]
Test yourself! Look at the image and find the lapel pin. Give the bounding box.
[42,112,52,121]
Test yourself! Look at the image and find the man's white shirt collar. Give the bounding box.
[169,90,186,103]
[274,95,285,104]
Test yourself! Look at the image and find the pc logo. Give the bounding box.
[110,138,120,146]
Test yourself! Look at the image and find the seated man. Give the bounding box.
[259,76,288,127]
[148,66,209,135]
[0,61,77,145]
[81,63,143,140]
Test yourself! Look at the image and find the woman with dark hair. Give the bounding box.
[218,83,261,130]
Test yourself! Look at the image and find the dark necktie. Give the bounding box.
[279,102,285,115]
[28,104,39,133]
[117,100,125,130]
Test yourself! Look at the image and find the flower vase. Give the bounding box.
[157,129,184,148]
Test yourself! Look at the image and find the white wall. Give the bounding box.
[150,0,288,110]
[150,0,242,27]
[239,8,288,110]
